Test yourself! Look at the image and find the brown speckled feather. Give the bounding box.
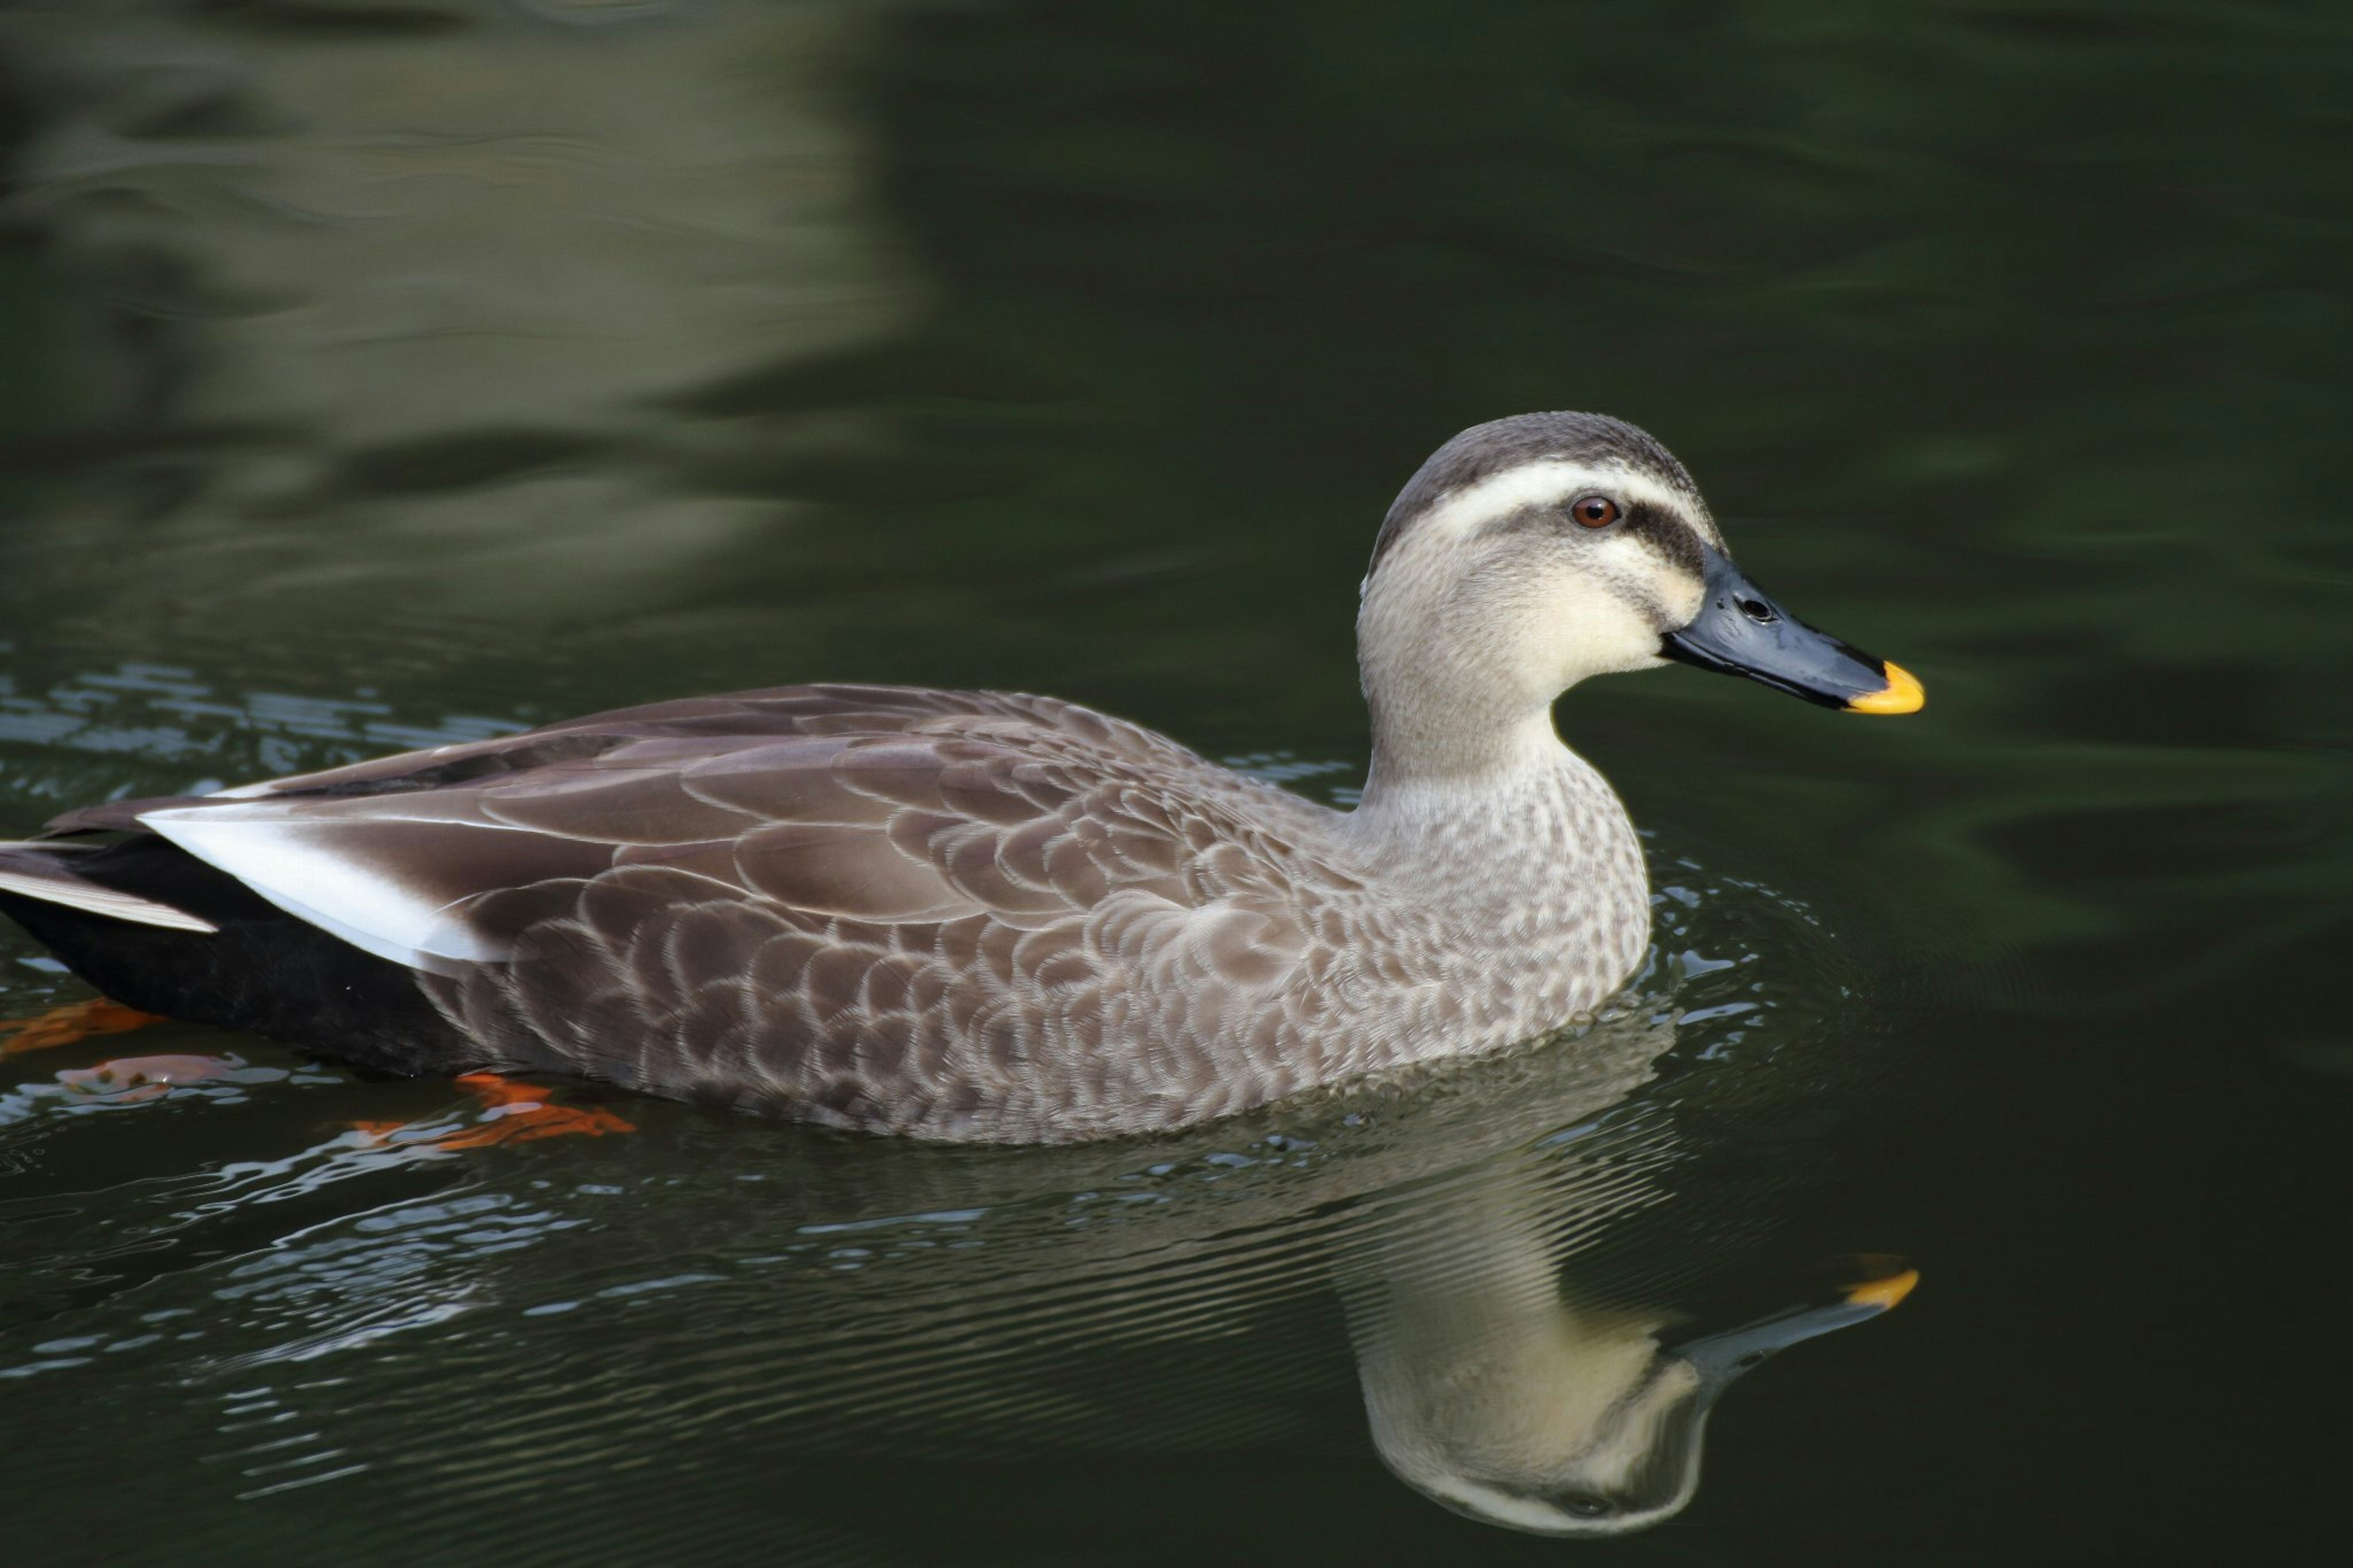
[88,686,1441,1141]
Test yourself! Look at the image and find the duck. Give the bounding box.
[0,412,1920,1143]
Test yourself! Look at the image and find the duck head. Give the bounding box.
[1358,412,1919,781]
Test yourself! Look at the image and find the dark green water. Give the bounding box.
[1,1,2347,1561]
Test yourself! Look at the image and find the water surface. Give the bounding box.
[1,2,2347,1562]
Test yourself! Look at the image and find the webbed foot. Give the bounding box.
[353,1072,635,1149]
[1,998,166,1056]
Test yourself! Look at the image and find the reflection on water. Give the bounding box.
[1348,1140,1909,1537]
[1,0,922,640]
[0,855,1905,1554]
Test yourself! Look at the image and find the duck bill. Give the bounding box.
[1661,545,1923,715]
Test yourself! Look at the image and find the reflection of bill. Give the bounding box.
[2,0,923,624]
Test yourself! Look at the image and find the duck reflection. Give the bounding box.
[1351,1157,1912,1536]
[2,972,1911,1542]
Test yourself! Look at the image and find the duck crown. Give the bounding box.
[1368,411,1713,579]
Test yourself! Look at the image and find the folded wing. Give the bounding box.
[101,684,1325,992]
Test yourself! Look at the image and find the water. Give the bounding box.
[0,1,2346,1561]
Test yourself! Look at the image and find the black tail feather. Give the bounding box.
[0,836,478,1076]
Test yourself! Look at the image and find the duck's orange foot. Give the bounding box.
[55,1051,247,1102]
[1,998,166,1056]
[354,1072,635,1151]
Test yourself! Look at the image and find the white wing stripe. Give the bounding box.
[138,807,513,974]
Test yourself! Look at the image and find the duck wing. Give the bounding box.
[61,686,1344,1134]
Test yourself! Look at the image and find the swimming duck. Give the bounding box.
[0,412,1919,1142]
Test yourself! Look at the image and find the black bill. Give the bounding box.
[1661,544,1923,714]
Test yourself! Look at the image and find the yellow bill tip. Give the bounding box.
[1843,1267,1920,1312]
[1845,661,1925,716]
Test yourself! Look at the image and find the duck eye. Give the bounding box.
[1562,1494,1613,1519]
[1570,496,1620,529]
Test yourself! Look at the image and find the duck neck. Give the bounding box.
[1350,700,1616,908]
[1338,562,1652,1032]
[1349,587,1650,898]
[1358,693,1568,817]
[1353,596,1572,817]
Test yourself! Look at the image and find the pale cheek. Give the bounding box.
[1654,569,1705,629]
[1525,578,1666,684]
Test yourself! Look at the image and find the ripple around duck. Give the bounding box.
[0,828,1910,1557]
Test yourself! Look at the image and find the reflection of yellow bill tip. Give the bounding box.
[1846,661,1925,715]
[1844,1267,1920,1311]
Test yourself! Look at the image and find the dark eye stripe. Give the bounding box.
[1621,500,1706,577]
